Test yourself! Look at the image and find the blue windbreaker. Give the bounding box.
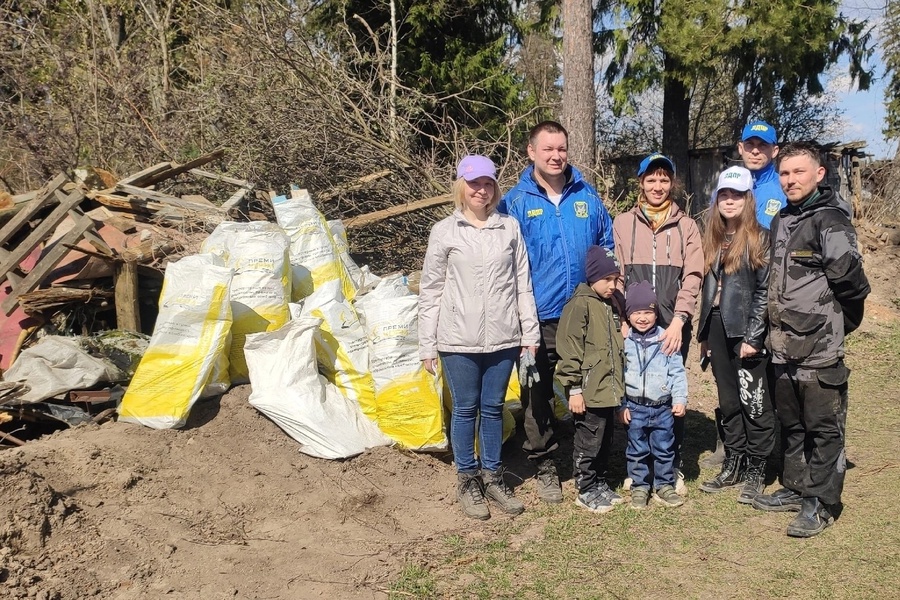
[751,162,787,229]
[498,165,614,321]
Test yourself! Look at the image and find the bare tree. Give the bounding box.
[560,0,595,171]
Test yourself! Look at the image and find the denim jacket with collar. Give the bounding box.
[622,325,688,407]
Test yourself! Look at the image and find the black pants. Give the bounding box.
[521,320,560,460]
[774,362,849,506]
[707,309,776,459]
[573,407,615,493]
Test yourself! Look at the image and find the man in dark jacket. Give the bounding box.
[752,142,870,538]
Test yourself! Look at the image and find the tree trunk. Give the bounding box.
[662,54,691,206]
[560,0,595,174]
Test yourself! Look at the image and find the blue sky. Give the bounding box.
[835,0,896,159]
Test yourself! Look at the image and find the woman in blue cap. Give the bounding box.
[613,153,704,494]
[418,155,540,520]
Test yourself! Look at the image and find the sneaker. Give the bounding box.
[483,469,525,515]
[597,481,624,505]
[535,459,563,504]
[457,472,490,520]
[623,477,633,492]
[575,488,615,514]
[675,469,688,496]
[653,485,685,508]
[630,488,650,510]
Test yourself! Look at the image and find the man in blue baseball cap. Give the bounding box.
[738,120,787,229]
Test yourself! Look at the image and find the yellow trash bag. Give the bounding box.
[272,189,355,306]
[354,275,446,451]
[304,298,377,420]
[201,222,291,384]
[119,254,233,429]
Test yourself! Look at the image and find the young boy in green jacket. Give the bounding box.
[556,246,626,513]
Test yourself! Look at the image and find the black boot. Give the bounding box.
[699,451,745,493]
[751,487,802,512]
[737,456,766,504]
[786,497,834,538]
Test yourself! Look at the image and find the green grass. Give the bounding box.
[392,322,900,599]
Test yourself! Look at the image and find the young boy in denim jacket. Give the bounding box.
[556,246,626,513]
[619,281,688,509]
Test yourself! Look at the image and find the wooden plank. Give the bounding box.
[115,184,224,214]
[188,168,251,188]
[90,192,161,214]
[135,149,226,188]
[77,228,114,256]
[117,162,173,187]
[0,189,86,285]
[221,186,254,210]
[119,162,172,185]
[114,260,141,332]
[1,215,94,315]
[344,195,452,229]
[0,173,68,248]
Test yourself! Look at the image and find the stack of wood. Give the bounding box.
[0,149,257,343]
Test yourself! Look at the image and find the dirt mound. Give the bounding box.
[0,387,471,599]
[3,229,900,600]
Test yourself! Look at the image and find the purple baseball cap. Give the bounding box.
[456,155,498,182]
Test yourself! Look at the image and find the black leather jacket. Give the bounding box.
[697,230,770,349]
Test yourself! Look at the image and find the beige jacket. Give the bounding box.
[418,210,540,359]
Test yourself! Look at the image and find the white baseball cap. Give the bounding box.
[712,166,753,203]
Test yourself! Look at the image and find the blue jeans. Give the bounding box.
[440,348,518,473]
[624,399,676,490]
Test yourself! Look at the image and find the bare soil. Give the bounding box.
[2,227,898,600]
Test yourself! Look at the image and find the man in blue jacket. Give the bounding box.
[498,121,614,503]
[739,120,787,229]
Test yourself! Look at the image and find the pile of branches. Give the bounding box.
[0,1,534,274]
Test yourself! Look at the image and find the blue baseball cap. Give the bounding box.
[741,121,777,144]
[637,153,675,176]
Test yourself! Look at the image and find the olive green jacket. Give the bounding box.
[555,283,625,409]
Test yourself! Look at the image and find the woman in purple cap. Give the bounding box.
[696,166,775,504]
[418,155,540,521]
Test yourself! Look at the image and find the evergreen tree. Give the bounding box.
[597,0,873,174]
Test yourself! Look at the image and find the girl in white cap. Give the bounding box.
[696,166,776,504]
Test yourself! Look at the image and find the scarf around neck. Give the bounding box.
[639,197,672,231]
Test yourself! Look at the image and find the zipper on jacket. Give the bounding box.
[607,303,617,393]
[556,204,572,304]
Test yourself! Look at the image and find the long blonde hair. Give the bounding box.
[702,189,768,274]
[451,177,503,214]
